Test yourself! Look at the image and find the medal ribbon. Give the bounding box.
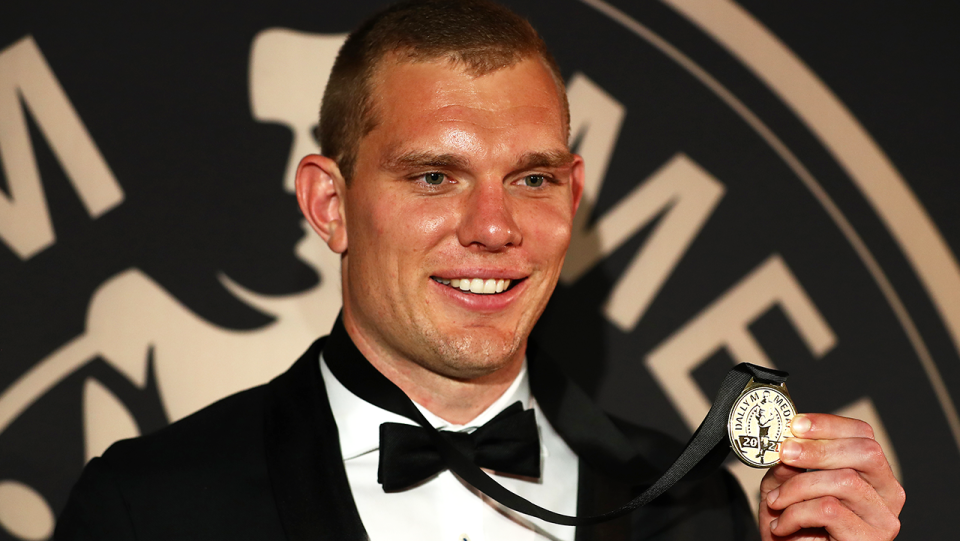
[323,317,788,526]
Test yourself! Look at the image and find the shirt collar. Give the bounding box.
[320,352,532,461]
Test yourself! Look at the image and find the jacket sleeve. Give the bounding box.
[55,456,138,541]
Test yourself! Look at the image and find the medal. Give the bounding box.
[727,378,796,468]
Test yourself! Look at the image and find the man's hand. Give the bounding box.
[759,414,905,540]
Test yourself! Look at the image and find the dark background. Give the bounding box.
[1,1,955,539]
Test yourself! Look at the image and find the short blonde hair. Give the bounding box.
[318,0,568,182]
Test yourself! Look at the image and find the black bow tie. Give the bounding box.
[377,401,541,491]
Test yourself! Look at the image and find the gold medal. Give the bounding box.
[727,378,796,468]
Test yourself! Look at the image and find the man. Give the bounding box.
[56,1,904,540]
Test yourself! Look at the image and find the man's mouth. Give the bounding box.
[431,277,518,295]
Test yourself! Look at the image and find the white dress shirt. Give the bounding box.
[320,354,579,541]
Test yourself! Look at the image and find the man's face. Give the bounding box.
[340,56,583,380]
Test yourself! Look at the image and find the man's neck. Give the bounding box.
[341,318,524,425]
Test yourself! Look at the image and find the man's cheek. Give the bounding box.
[529,217,573,253]
[412,214,450,239]
[398,202,455,239]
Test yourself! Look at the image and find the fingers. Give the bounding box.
[790,413,875,440]
[755,413,905,540]
[781,415,905,514]
[769,495,901,541]
[758,466,795,540]
[759,463,804,499]
[766,469,895,528]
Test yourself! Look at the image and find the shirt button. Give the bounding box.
[460,535,471,541]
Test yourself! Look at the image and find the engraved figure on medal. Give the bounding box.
[727,380,796,468]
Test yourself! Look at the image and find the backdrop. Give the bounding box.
[1,1,956,539]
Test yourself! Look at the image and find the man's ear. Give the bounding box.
[569,154,586,215]
[296,154,348,254]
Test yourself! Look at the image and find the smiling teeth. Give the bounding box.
[441,277,511,294]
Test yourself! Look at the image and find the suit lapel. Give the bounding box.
[263,337,368,541]
[527,342,664,541]
[574,462,636,541]
[527,342,662,484]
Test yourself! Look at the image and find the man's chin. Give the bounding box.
[420,331,527,382]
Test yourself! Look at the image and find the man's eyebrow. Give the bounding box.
[380,149,574,173]
[515,150,575,170]
[381,151,470,172]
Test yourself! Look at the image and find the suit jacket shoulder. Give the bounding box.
[55,383,288,540]
[56,336,363,541]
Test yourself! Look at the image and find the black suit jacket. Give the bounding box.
[56,335,759,540]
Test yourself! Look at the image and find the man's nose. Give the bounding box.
[458,181,521,251]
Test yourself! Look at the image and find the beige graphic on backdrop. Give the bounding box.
[660,0,960,454]
[250,29,347,191]
[0,36,124,261]
[572,0,916,515]
[0,31,346,540]
[641,255,898,514]
[560,75,726,333]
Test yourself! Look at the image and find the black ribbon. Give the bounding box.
[378,401,541,491]
[324,316,788,526]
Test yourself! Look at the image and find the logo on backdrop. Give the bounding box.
[0,25,347,540]
[0,1,957,540]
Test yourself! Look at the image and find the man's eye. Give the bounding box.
[422,172,445,185]
[523,175,546,187]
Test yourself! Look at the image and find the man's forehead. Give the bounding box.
[370,56,565,128]
[430,104,563,131]
[357,59,568,171]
